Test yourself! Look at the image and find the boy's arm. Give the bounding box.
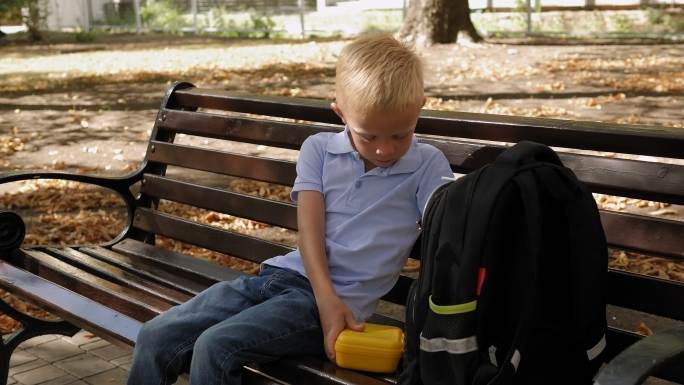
[297,190,364,361]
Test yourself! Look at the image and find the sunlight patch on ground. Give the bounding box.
[0,41,344,76]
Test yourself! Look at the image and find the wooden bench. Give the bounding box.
[0,81,683,385]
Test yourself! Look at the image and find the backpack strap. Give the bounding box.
[478,169,544,385]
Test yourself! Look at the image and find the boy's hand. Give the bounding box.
[317,293,364,361]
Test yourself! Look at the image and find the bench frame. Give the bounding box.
[0,81,683,385]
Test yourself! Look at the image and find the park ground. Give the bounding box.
[0,33,683,337]
[2,33,683,175]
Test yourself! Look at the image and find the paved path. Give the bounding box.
[8,330,188,385]
[8,331,676,385]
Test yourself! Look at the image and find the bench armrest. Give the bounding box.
[0,170,141,210]
[0,210,25,253]
[0,170,140,198]
[0,170,143,248]
[594,326,684,385]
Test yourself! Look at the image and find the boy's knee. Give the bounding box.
[194,329,246,366]
[138,317,164,342]
[192,329,235,375]
[136,315,175,354]
[194,329,225,359]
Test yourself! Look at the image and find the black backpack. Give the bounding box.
[400,141,608,385]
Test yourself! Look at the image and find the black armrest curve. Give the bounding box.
[0,170,141,208]
[0,170,143,246]
[0,211,25,254]
[594,326,684,385]
[0,170,139,195]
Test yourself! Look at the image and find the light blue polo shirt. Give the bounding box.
[263,128,453,321]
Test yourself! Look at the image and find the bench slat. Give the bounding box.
[79,246,207,296]
[173,88,684,158]
[160,108,684,203]
[418,113,684,160]
[112,238,246,284]
[148,141,296,186]
[174,88,336,125]
[601,211,684,260]
[242,366,291,385]
[607,269,684,321]
[15,249,169,321]
[161,109,337,151]
[423,138,684,204]
[141,174,298,230]
[253,356,394,385]
[133,208,293,263]
[0,260,140,346]
[47,247,191,304]
[559,154,684,204]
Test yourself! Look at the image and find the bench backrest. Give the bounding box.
[127,82,684,360]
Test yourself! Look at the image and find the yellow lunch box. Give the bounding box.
[334,323,405,373]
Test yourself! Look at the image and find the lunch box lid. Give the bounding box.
[335,323,404,356]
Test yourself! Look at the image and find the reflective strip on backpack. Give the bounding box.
[419,334,478,354]
[587,334,606,361]
[488,345,498,367]
[428,295,477,315]
[511,349,521,371]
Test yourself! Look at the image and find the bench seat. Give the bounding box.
[2,242,401,385]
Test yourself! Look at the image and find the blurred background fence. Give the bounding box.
[7,0,684,40]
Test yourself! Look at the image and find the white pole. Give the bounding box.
[526,0,532,35]
[298,0,305,39]
[134,0,142,34]
[191,0,198,32]
[85,0,92,32]
[316,0,326,12]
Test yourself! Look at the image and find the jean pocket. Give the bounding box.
[418,296,479,384]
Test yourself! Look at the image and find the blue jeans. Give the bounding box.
[127,265,324,385]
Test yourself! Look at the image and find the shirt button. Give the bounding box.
[355,181,362,188]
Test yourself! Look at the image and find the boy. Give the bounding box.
[127,34,453,385]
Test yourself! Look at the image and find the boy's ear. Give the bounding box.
[330,102,346,124]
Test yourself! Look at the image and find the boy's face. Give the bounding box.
[331,99,424,170]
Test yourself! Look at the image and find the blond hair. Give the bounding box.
[336,34,424,114]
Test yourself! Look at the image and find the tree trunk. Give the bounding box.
[400,0,481,46]
[25,0,45,42]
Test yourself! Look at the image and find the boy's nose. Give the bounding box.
[375,142,394,156]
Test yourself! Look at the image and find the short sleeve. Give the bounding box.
[416,149,453,216]
[290,134,326,202]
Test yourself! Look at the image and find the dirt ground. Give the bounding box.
[1,35,683,176]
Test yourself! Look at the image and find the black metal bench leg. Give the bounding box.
[0,298,80,385]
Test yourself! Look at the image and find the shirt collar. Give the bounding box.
[385,136,421,175]
[326,126,422,175]
[325,127,355,154]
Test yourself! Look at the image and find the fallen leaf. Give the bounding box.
[637,322,653,337]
